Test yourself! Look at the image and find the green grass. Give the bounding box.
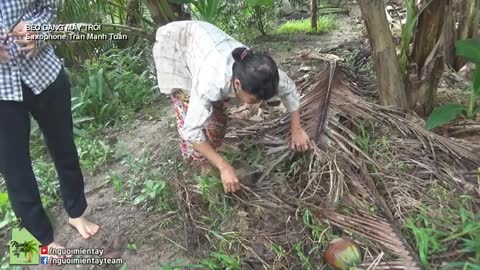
[352,120,480,268]
[200,252,242,270]
[276,15,337,34]
[406,195,480,269]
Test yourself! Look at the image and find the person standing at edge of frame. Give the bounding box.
[0,0,99,255]
[152,20,312,194]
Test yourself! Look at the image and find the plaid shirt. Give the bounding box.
[0,0,62,102]
[153,21,300,143]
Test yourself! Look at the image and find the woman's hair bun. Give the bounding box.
[232,47,253,62]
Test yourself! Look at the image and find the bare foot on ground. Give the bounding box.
[68,216,100,240]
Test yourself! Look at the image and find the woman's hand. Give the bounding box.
[290,111,311,152]
[9,21,38,58]
[218,162,241,193]
[192,141,241,193]
[291,127,311,152]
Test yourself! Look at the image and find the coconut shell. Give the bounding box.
[324,237,362,270]
[231,160,262,187]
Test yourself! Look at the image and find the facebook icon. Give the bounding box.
[40,256,49,265]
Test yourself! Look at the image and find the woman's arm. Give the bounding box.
[192,142,240,193]
[290,110,310,151]
[181,93,240,193]
[277,69,311,151]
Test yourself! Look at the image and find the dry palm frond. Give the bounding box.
[313,60,336,147]
[273,192,421,269]
[227,61,480,268]
[229,63,480,185]
[356,260,420,270]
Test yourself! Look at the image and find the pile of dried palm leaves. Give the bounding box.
[172,52,479,269]
[223,57,479,268]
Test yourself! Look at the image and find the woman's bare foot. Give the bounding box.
[68,216,100,240]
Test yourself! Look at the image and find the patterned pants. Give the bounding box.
[170,90,228,164]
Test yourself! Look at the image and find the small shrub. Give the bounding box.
[276,15,337,34]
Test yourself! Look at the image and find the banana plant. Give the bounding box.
[399,0,433,74]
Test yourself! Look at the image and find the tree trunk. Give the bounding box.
[126,0,141,27]
[444,0,457,68]
[311,0,318,30]
[144,0,168,26]
[171,3,191,21]
[144,0,189,27]
[116,0,142,48]
[458,0,480,39]
[253,6,266,35]
[357,0,408,111]
[407,0,452,116]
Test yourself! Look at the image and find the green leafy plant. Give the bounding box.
[133,179,168,206]
[214,0,275,41]
[201,252,242,270]
[223,138,263,167]
[399,0,433,73]
[110,152,173,213]
[406,216,446,269]
[294,242,314,270]
[171,0,223,24]
[426,39,480,129]
[71,46,154,128]
[198,175,229,217]
[407,195,480,269]
[0,192,17,230]
[354,121,373,153]
[0,192,8,208]
[109,173,123,193]
[246,0,273,35]
[127,243,137,251]
[75,136,114,175]
[33,159,60,201]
